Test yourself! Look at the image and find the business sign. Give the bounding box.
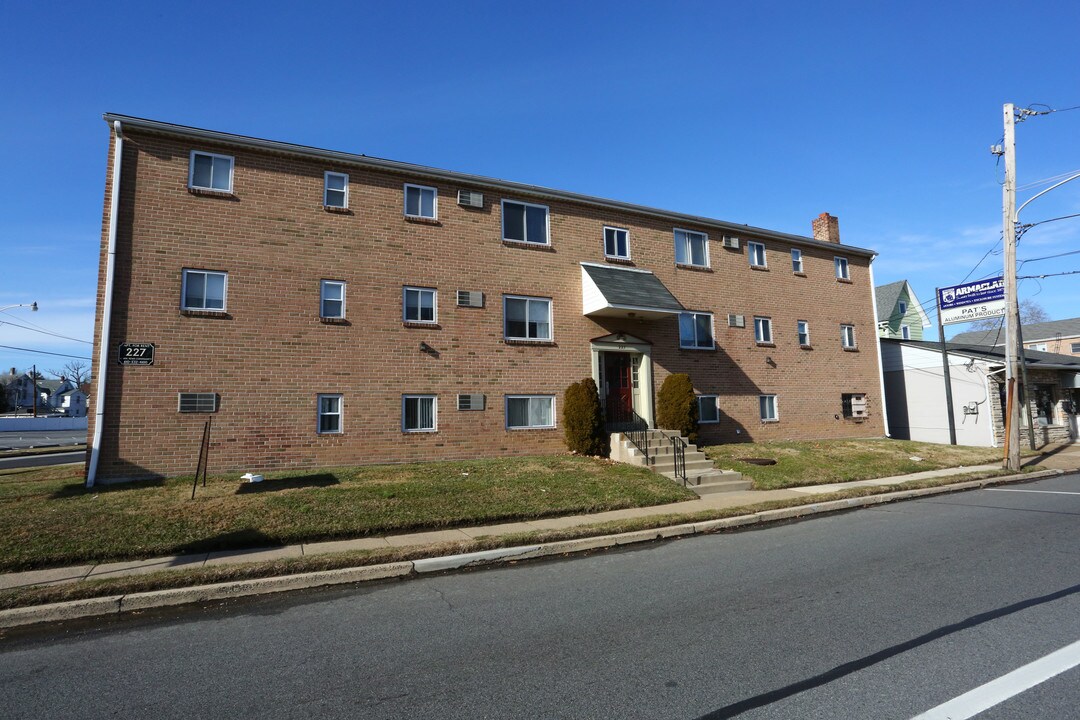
[937,277,1006,325]
[118,342,155,366]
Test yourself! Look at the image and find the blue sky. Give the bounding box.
[2,1,1078,375]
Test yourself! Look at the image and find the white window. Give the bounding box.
[898,300,907,314]
[759,394,779,422]
[604,226,630,259]
[321,280,345,319]
[835,256,850,280]
[404,286,437,324]
[502,200,549,244]
[679,312,714,349]
[403,395,437,432]
[841,324,857,348]
[901,325,910,340]
[698,395,719,424]
[506,395,555,429]
[748,241,767,268]
[189,151,233,192]
[674,229,709,267]
[317,394,343,434]
[791,248,804,273]
[324,172,348,208]
[181,269,227,311]
[1029,342,1047,351]
[797,320,810,346]
[754,316,773,344]
[405,183,437,219]
[504,296,551,341]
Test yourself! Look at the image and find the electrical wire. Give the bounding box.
[0,345,92,360]
[0,319,92,345]
[1019,269,1080,279]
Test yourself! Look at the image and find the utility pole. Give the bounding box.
[1002,103,1021,471]
[32,364,38,419]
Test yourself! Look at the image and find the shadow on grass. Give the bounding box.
[234,473,339,494]
[178,528,284,554]
[49,477,168,499]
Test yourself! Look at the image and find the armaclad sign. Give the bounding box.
[937,277,1006,325]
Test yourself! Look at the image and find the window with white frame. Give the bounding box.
[506,395,555,429]
[791,248,804,273]
[321,280,345,319]
[759,394,779,422]
[181,269,227,311]
[504,296,551,340]
[604,226,629,259]
[1029,342,1047,351]
[748,241,767,268]
[189,151,234,192]
[402,395,437,432]
[403,286,437,324]
[317,394,342,434]
[754,316,773,344]
[405,183,437,219]
[901,325,910,340]
[797,320,810,346]
[674,229,708,267]
[835,256,850,280]
[324,172,348,208]
[698,395,719,424]
[841,324,857,348]
[679,312,714,349]
[502,200,549,244]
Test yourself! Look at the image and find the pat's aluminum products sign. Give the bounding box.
[117,342,155,365]
[937,277,1006,325]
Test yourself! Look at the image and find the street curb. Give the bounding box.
[0,468,1067,629]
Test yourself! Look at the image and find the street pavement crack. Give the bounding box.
[433,587,455,611]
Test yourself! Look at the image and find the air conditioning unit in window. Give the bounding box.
[722,236,741,250]
[851,395,868,418]
[457,190,484,208]
[728,314,745,328]
[457,394,485,411]
[457,290,484,308]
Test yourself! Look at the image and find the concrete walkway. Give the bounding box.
[4,444,1078,594]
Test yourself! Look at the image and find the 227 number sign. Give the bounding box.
[118,342,155,366]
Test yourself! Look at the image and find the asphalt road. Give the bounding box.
[2,474,1079,719]
[0,430,86,450]
[0,451,84,470]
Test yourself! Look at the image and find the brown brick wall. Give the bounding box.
[90,126,885,481]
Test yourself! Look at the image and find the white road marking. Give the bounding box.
[910,638,1080,719]
[986,489,1080,496]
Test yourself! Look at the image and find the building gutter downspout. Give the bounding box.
[868,256,891,437]
[87,121,123,488]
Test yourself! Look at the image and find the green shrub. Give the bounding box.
[656,373,699,443]
[563,378,608,456]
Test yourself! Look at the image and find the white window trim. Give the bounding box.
[679,311,714,350]
[901,325,910,340]
[797,320,811,346]
[503,295,553,341]
[835,256,850,280]
[404,183,438,220]
[698,395,720,424]
[317,394,343,435]
[320,280,346,319]
[760,394,779,422]
[403,286,438,324]
[505,395,556,429]
[603,226,631,260]
[748,241,767,268]
[180,269,228,311]
[402,395,438,433]
[791,248,804,273]
[674,228,710,268]
[324,171,349,208]
[841,324,857,348]
[188,150,234,192]
[501,199,551,245]
[754,316,773,344]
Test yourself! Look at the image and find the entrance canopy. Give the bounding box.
[581,263,684,320]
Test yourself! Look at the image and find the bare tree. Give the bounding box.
[968,299,1050,332]
[46,360,91,385]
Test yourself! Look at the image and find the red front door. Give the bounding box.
[604,353,634,421]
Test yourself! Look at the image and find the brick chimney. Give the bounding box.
[812,212,841,244]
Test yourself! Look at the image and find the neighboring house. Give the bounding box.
[89,114,887,482]
[1,369,44,411]
[41,378,79,411]
[55,389,88,417]
[875,280,931,340]
[881,339,1080,447]
[950,317,1080,357]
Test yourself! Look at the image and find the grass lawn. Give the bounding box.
[0,455,694,572]
[702,438,1006,490]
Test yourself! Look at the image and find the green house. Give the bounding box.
[876,280,930,340]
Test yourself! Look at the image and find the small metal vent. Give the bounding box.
[457,290,484,308]
[457,190,484,208]
[178,392,217,413]
[457,394,485,411]
[727,314,745,328]
[722,236,741,250]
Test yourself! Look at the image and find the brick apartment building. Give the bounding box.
[87,115,886,483]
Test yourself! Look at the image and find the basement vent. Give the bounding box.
[457,394,485,411]
[457,190,484,208]
[457,290,484,308]
[727,314,745,328]
[722,235,741,250]
[178,392,218,413]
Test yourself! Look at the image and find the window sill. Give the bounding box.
[800,344,813,350]
[760,419,780,424]
[793,271,807,277]
[502,240,554,252]
[324,205,352,215]
[403,321,441,329]
[604,256,634,265]
[750,265,769,271]
[836,277,853,284]
[188,187,236,199]
[755,342,776,348]
[675,263,712,273]
[679,345,716,351]
[506,426,558,432]
[503,339,556,346]
[180,309,231,319]
[403,430,438,435]
[320,317,350,325]
[405,215,440,226]
[842,346,859,352]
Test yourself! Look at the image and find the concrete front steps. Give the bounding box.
[610,429,751,496]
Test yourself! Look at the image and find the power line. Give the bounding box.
[1019,269,1080,280]
[1018,248,1080,266]
[0,344,92,360]
[0,319,92,345]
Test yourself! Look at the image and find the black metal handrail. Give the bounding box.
[669,433,688,485]
[606,404,651,465]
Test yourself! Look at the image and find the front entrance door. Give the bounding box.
[603,352,634,424]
